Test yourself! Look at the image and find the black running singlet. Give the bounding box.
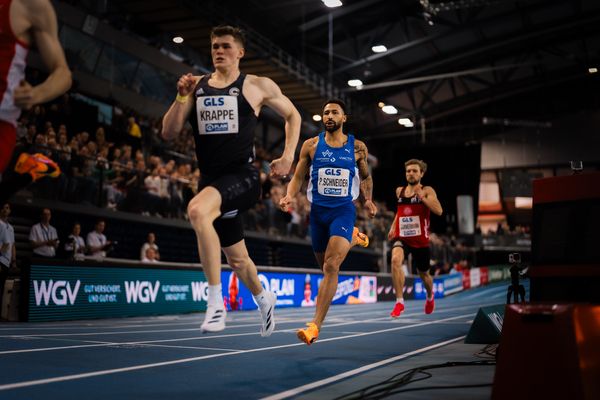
[188,73,258,176]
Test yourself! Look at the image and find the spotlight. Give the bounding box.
[172,36,184,44]
[398,118,413,127]
[347,79,363,87]
[381,105,398,115]
[322,0,342,8]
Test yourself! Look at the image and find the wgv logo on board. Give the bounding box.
[190,281,209,302]
[124,281,160,303]
[33,280,81,306]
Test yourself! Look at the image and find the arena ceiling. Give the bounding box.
[89,0,600,146]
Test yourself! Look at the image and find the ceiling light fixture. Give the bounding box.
[371,45,387,53]
[398,118,414,127]
[381,105,398,115]
[347,79,363,87]
[313,114,322,122]
[322,0,343,8]
[589,67,598,74]
[172,36,184,44]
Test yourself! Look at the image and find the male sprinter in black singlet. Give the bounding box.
[162,26,300,336]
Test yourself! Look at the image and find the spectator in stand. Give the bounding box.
[268,184,290,235]
[86,220,113,259]
[64,222,86,260]
[141,247,159,263]
[127,116,142,153]
[77,131,90,149]
[116,145,132,166]
[0,203,16,309]
[144,167,163,215]
[95,126,113,153]
[29,208,59,258]
[140,232,160,261]
[496,221,505,235]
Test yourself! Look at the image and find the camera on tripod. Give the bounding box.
[569,160,583,174]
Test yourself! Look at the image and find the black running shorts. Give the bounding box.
[392,240,431,272]
[198,163,260,247]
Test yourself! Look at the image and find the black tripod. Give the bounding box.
[506,264,526,304]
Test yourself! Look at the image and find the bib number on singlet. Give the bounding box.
[399,216,421,237]
[317,168,349,197]
[196,96,239,134]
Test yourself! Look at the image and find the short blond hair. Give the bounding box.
[405,159,427,174]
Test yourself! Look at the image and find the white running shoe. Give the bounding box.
[258,291,277,337]
[201,305,226,333]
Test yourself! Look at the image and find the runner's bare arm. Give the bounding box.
[13,0,71,109]
[256,77,301,177]
[161,74,200,140]
[355,140,377,218]
[280,138,314,211]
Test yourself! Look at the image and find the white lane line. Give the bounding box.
[461,287,508,300]
[0,307,386,332]
[0,303,488,354]
[107,343,243,352]
[0,321,203,331]
[260,335,466,400]
[0,316,464,354]
[0,317,421,355]
[0,333,258,355]
[1,301,490,339]
[0,314,472,391]
[0,309,386,338]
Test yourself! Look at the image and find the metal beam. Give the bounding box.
[333,2,598,75]
[346,63,528,91]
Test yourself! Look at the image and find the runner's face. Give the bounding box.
[322,104,346,133]
[405,164,423,185]
[211,35,244,68]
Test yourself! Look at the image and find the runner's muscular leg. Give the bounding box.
[312,236,352,329]
[187,186,222,284]
[419,270,434,298]
[391,246,406,300]
[314,252,325,268]
[222,239,263,295]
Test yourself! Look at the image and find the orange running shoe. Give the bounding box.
[297,322,319,345]
[14,153,60,181]
[352,227,369,248]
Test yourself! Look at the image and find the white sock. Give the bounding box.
[208,284,223,307]
[253,289,271,308]
[396,298,404,304]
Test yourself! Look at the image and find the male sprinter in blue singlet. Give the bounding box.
[280,99,377,345]
[162,26,301,336]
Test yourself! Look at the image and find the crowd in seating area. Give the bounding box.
[14,88,402,248]
[9,71,477,271]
